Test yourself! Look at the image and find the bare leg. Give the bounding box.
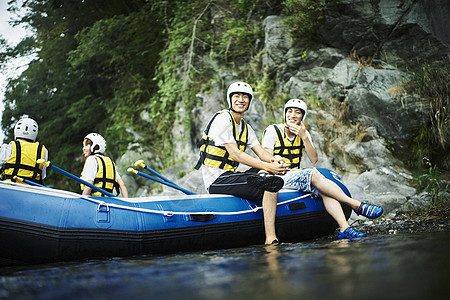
[311,170,361,210]
[262,191,278,244]
[321,193,350,232]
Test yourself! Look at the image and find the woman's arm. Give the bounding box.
[82,180,94,195]
[118,178,128,198]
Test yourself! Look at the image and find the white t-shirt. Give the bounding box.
[200,112,260,190]
[80,155,122,182]
[0,142,48,179]
[262,124,313,150]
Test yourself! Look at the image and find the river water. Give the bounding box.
[0,231,448,300]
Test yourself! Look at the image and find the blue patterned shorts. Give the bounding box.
[283,168,319,195]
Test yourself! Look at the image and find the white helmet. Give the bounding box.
[84,133,107,155]
[284,99,307,122]
[14,117,39,142]
[226,81,253,110]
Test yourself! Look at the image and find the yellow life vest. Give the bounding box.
[1,140,46,184]
[194,110,248,172]
[81,155,120,196]
[265,124,304,169]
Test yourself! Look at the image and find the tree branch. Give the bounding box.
[183,1,212,91]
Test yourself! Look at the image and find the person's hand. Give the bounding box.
[286,122,307,139]
[272,155,285,165]
[275,155,291,169]
[267,158,289,175]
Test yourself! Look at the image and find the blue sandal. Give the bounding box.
[338,227,367,239]
[355,202,383,219]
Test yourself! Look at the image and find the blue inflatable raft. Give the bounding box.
[0,168,351,266]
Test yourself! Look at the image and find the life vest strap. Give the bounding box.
[195,110,247,171]
[0,141,44,184]
[273,124,303,170]
[94,155,120,196]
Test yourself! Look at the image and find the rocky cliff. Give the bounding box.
[118,0,449,219]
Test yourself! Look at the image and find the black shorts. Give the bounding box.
[208,168,264,202]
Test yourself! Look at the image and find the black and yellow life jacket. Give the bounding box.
[194,110,248,172]
[81,154,120,196]
[265,124,304,169]
[1,140,46,184]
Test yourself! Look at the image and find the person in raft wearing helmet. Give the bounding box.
[0,116,48,185]
[81,133,128,197]
[261,98,383,239]
[195,81,289,245]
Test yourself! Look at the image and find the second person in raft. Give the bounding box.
[195,81,289,245]
[80,133,128,197]
[261,98,383,239]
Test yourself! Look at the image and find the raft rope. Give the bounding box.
[87,192,315,217]
[2,182,314,217]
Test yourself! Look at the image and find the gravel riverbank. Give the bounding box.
[353,205,450,235]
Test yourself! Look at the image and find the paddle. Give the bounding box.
[133,160,196,195]
[13,176,47,188]
[127,167,196,195]
[37,159,116,197]
[134,160,177,184]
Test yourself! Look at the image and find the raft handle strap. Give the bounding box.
[289,202,307,211]
[190,214,215,222]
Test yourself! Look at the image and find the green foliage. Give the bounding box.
[1,0,149,190]
[414,63,449,148]
[214,18,262,62]
[409,60,449,170]
[148,0,273,162]
[68,5,167,157]
[1,0,274,188]
[254,72,289,125]
[416,159,450,206]
[1,0,446,202]
[406,61,450,207]
[282,0,341,46]
[0,0,291,191]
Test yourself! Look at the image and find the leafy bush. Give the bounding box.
[282,0,341,45]
[410,61,449,170]
[417,159,450,206]
[215,18,262,62]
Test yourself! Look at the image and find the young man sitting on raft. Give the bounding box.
[195,81,289,245]
[261,98,383,239]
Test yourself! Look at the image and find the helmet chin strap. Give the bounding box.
[229,101,251,113]
[229,107,249,113]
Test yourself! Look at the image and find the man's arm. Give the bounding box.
[251,144,285,165]
[302,133,318,163]
[224,143,288,175]
[263,147,274,156]
[287,123,318,164]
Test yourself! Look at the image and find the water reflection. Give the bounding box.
[263,244,286,297]
[0,232,448,299]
